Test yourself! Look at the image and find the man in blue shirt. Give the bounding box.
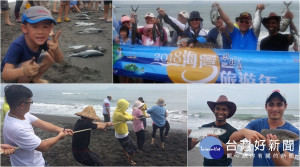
[207,16,232,49]
[230,90,299,166]
[213,2,265,50]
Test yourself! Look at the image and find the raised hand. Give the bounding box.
[256,4,265,11]
[47,30,62,51]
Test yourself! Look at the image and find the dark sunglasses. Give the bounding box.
[240,20,250,24]
[190,18,200,22]
[18,100,34,106]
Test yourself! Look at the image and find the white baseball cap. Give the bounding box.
[178,11,189,19]
[145,12,155,18]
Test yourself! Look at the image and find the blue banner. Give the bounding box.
[113,44,300,83]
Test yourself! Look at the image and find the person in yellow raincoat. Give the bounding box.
[1,87,10,127]
[112,99,137,165]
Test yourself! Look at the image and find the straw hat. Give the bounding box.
[132,100,144,109]
[75,106,101,121]
[207,95,236,118]
[156,98,166,106]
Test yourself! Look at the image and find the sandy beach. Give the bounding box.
[1,1,112,83]
[1,114,187,166]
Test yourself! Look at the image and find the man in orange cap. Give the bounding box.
[213,2,265,50]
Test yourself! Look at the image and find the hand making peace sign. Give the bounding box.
[47,30,62,51]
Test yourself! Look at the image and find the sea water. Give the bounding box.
[113,0,299,50]
[0,84,187,129]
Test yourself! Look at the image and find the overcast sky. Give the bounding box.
[188,84,299,109]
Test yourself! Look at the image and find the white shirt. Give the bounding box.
[168,15,188,31]
[102,98,111,114]
[3,112,44,166]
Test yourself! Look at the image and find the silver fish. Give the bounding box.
[189,127,227,140]
[68,45,105,53]
[81,11,91,15]
[290,30,299,50]
[75,22,95,26]
[216,31,223,49]
[76,28,102,35]
[260,129,299,143]
[74,17,90,20]
[69,50,104,58]
[280,1,292,32]
[253,9,262,37]
[75,13,89,17]
[210,5,219,25]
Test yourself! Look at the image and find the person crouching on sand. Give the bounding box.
[147,98,167,148]
[72,106,113,166]
[1,6,64,83]
[113,99,137,165]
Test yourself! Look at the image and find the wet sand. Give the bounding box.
[1,1,112,83]
[1,114,187,166]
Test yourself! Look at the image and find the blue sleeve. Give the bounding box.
[245,120,256,130]
[230,26,239,37]
[147,106,153,114]
[3,42,24,66]
[113,16,121,33]
[207,29,215,43]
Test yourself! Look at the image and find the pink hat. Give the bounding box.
[121,15,130,23]
[143,24,157,36]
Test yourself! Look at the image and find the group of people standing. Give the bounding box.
[113,2,299,51]
[101,96,170,165]
[1,84,172,166]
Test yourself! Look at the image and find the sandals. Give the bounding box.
[128,160,136,165]
[56,18,62,23]
[64,17,71,22]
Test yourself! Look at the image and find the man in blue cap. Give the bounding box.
[1,6,63,83]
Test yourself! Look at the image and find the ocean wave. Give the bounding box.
[61,92,88,95]
[29,102,187,123]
